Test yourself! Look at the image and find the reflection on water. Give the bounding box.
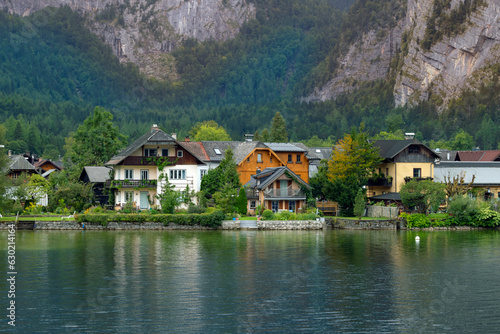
[1,230,500,332]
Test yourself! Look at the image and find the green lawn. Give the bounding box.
[239,217,258,220]
[0,217,75,222]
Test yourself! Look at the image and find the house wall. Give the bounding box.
[367,162,434,197]
[238,148,283,185]
[274,152,309,183]
[394,162,433,192]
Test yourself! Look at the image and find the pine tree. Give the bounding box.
[236,187,248,215]
[270,112,288,142]
[353,188,365,218]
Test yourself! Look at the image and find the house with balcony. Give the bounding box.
[185,140,318,186]
[244,167,311,215]
[105,125,206,210]
[367,138,439,200]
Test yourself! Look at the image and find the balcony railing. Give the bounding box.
[264,188,306,199]
[367,177,393,187]
[120,156,182,166]
[404,177,433,183]
[106,179,157,189]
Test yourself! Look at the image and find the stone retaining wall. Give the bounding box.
[365,206,399,219]
[222,220,241,229]
[257,220,325,230]
[329,218,400,229]
[0,221,216,230]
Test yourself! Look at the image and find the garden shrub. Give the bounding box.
[400,212,431,228]
[76,210,225,228]
[447,195,479,225]
[262,209,274,220]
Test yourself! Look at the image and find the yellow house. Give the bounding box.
[367,139,439,198]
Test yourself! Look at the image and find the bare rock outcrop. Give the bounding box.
[1,0,255,79]
[394,0,500,109]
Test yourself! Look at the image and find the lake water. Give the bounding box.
[1,229,500,333]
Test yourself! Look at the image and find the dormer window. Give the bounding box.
[409,145,420,154]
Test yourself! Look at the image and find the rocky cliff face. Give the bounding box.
[1,0,255,79]
[304,21,405,102]
[394,0,500,108]
[308,0,500,110]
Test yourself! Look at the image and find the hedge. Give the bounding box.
[76,210,225,228]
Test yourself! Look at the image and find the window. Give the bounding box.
[272,201,279,213]
[170,169,186,180]
[288,201,296,212]
[125,169,133,180]
[145,148,157,157]
[141,170,149,180]
[247,157,250,163]
[200,169,207,179]
[288,154,293,163]
[296,155,301,163]
[125,191,134,203]
[409,145,420,154]
[386,168,389,176]
[257,154,262,162]
[250,201,256,209]
[413,168,421,178]
[270,157,272,163]
[214,148,222,155]
[177,150,183,158]
[162,148,169,156]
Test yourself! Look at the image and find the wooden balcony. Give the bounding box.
[264,189,306,199]
[367,177,393,187]
[120,156,181,166]
[106,179,157,189]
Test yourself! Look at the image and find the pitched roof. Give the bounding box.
[35,159,63,171]
[107,129,177,165]
[369,192,401,201]
[9,155,37,171]
[307,147,333,163]
[80,166,112,183]
[178,141,210,162]
[373,139,438,159]
[245,166,311,190]
[200,141,241,162]
[455,150,500,161]
[234,141,269,164]
[264,142,306,153]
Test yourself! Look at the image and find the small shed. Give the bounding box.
[79,166,112,205]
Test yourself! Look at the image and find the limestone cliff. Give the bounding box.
[1,0,255,79]
[308,0,500,110]
[394,0,500,109]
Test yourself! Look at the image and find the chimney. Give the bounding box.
[151,124,159,132]
[185,136,190,142]
[244,134,254,142]
[171,133,177,140]
[404,132,415,140]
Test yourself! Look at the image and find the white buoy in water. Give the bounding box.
[415,236,420,242]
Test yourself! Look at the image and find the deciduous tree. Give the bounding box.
[64,107,126,176]
[189,120,231,141]
[400,179,446,214]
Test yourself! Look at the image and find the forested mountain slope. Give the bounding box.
[2,0,500,159]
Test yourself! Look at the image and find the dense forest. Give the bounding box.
[1,0,500,159]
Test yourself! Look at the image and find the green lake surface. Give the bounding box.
[1,229,500,333]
